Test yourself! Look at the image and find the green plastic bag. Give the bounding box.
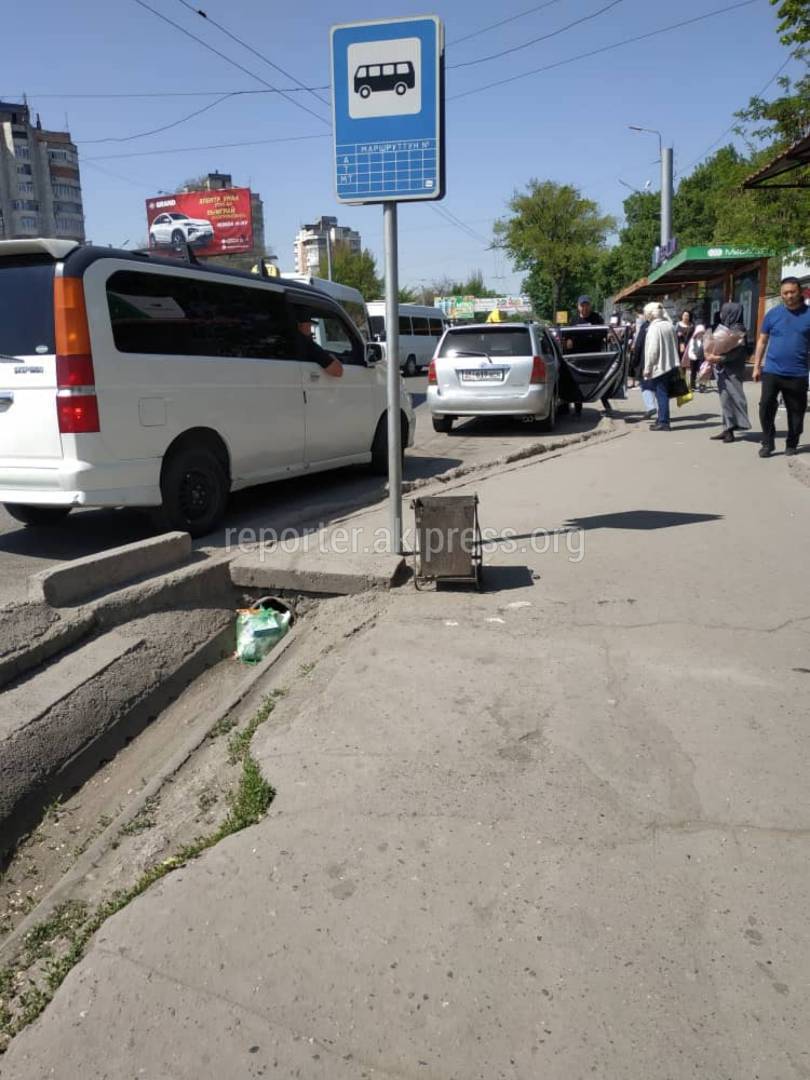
[235,604,291,664]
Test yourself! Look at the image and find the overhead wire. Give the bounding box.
[10,87,329,99]
[172,0,331,110]
[449,0,758,101]
[430,204,492,248]
[81,91,239,143]
[84,132,329,161]
[448,0,567,47]
[448,0,624,70]
[683,51,798,171]
[130,0,330,126]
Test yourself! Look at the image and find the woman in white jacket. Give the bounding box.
[642,302,681,430]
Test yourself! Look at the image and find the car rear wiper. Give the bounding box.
[448,349,493,361]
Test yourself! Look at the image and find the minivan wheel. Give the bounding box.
[403,355,418,377]
[370,414,406,476]
[395,82,408,95]
[158,445,229,538]
[359,85,371,99]
[3,504,71,527]
[432,415,454,434]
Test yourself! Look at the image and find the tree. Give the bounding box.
[770,0,810,46]
[493,180,615,316]
[320,242,382,298]
[398,285,420,302]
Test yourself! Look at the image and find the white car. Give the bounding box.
[149,212,214,249]
[0,239,415,537]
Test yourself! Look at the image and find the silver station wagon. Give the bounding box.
[427,322,561,434]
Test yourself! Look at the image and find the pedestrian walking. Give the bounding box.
[642,302,680,431]
[676,310,694,363]
[703,303,751,443]
[752,276,810,457]
[687,322,707,391]
[630,312,655,417]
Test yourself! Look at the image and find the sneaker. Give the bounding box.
[759,446,773,458]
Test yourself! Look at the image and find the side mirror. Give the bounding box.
[366,342,383,365]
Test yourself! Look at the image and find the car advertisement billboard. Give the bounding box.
[145,188,253,256]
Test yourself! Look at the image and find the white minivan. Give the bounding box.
[366,302,447,377]
[0,239,414,536]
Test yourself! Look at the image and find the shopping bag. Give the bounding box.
[677,387,694,407]
[667,367,690,399]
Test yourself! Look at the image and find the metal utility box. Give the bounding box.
[412,494,482,589]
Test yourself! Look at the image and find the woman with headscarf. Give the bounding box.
[703,302,751,443]
[642,301,680,431]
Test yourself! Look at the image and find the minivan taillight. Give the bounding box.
[428,359,438,385]
[54,277,99,433]
[57,395,100,434]
[530,356,546,384]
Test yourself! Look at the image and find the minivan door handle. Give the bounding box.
[308,371,320,381]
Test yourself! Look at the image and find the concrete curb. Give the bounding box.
[231,551,408,596]
[0,620,303,967]
[28,531,192,607]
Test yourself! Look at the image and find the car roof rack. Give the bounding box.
[132,241,200,265]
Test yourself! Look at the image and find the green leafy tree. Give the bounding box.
[398,286,420,302]
[770,0,810,46]
[321,242,383,299]
[494,180,615,316]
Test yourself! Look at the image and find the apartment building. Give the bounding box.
[294,215,361,274]
[0,101,84,242]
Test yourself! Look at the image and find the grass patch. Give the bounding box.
[0,689,286,1051]
[209,713,237,739]
[118,797,160,838]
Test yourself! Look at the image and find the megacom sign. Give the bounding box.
[145,188,253,257]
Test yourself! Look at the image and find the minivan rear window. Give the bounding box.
[439,328,532,358]
[0,258,55,356]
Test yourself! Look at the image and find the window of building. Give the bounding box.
[52,183,82,199]
[55,216,81,233]
[53,201,83,215]
[16,163,32,175]
[12,200,39,212]
[13,143,31,160]
[106,270,295,359]
[20,216,39,230]
[18,182,34,195]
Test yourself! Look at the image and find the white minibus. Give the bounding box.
[280,274,370,341]
[0,240,414,537]
[366,302,447,377]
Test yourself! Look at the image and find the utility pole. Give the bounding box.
[325,229,333,281]
[660,146,673,248]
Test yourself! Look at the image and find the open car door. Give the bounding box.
[556,325,626,404]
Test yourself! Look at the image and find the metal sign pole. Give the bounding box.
[383,201,402,553]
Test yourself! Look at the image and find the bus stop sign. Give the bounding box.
[331,16,445,204]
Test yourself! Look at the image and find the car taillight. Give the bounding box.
[57,395,100,434]
[54,277,99,433]
[530,356,546,384]
[428,359,438,385]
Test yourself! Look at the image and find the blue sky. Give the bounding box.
[2,0,797,297]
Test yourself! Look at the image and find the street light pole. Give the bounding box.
[628,125,673,248]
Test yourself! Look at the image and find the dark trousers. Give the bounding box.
[759,373,808,450]
[651,373,671,425]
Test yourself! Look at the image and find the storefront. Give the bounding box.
[613,246,772,337]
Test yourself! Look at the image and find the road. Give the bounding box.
[0,376,604,607]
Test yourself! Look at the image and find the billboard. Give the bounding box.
[145,188,253,257]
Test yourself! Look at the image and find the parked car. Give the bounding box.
[0,238,414,536]
[554,323,627,413]
[427,322,560,433]
[149,212,214,249]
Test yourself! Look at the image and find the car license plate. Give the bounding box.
[459,368,506,383]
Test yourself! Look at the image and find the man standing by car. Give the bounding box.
[295,316,344,378]
[752,277,810,457]
[567,295,613,414]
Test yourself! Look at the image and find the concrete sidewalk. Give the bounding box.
[3,396,810,1079]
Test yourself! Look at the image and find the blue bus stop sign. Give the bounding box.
[331,16,445,204]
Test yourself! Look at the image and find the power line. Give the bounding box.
[683,51,798,171]
[448,0,566,47]
[172,0,331,110]
[9,87,329,99]
[450,0,758,102]
[430,204,492,248]
[448,0,623,70]
[131,0,330,126]
[84,132,330,161]
[81,91,238,143]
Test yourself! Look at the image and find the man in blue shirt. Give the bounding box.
[752,276,810,457]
